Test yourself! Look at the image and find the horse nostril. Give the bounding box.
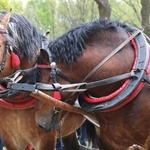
[37,123,52,132]
[38,124,44,129]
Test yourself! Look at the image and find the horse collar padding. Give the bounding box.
[78,30,150,112]
[11,51,20,68]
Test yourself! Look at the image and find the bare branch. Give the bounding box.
[123,0,141,23]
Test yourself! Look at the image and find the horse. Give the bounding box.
[34,18,150,150]
[0,11,86,150]
[0,11,58,150]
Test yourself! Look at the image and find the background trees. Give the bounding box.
[0,0,150,38]
[0,0,23,14]
[141,0,150,36]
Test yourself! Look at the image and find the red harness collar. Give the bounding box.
[0,84,36,109]
[0,97,36,109]
[80,33,150,112]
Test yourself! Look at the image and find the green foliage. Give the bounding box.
[0,0,143,38]
[9,0,23,15]
[0,0,23,15]
[56,0,99,36]
[24,0,56,38]
[23,0,99,39]
[0,0,10,11]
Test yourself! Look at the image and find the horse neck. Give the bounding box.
[57,34,135,98]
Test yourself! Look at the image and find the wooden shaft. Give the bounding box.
[30,90,99,127]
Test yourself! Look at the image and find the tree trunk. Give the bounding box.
[94,0,111,19]
[141,0,150,37]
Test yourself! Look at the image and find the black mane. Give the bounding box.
[0,11,44,60]
[48,19,135,64]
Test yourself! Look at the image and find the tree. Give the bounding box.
[94,0,111,19]
[24,0,99,38]
[9,0,23,15]
[141,0,150,37]
[0,0,10,11]
[0,0,23,15]
[25,0,56,38]
[2,0,150,37]
[110,0,141,27]
[94,0,150,37]
[56,0,99,35]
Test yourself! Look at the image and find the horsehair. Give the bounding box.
[48,19,135,64]
[0,11,43,60]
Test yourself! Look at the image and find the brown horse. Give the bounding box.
[32,19,150,150]
[0,11,58,150]
[0,11,86,150]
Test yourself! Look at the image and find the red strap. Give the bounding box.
[53,92,61,100]
[11,52,20,68]
[25,144,34,150]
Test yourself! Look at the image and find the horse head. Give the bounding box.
[35,48,80,132]
[0,11,16,77]
[0,11,44,109]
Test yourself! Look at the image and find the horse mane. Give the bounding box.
[48,19,135,64]
[0,11,44,60]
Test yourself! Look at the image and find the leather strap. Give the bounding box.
[81,71,136,90]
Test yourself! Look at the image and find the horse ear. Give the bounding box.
[0,11,11,28]
[40,49,50,64]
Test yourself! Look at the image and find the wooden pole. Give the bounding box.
[30,89,99,127]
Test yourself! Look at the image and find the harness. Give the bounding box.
[79,30,150,112]
[7,29,150,113]
[0,27,43,109]
[0,66,40,109]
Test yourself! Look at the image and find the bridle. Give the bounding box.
[0,26,41,109]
